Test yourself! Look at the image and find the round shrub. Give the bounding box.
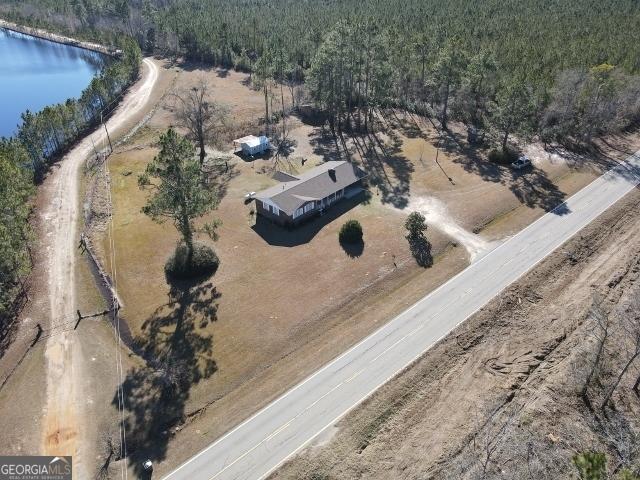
[339,219,363,244]
[165,242,220,280]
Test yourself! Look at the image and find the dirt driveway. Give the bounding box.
[0,57,161,479]
[40,57,159,477]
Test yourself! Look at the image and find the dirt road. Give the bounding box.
[40,58,157,477]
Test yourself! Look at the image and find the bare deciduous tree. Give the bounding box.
[601,292,640,411]
[581,294,612,410]
[600,412,640,474]
[174,79,228,165]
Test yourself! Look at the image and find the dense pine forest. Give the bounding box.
[1,0,640,324]
[2,0,640,145]
[3,0,640,82]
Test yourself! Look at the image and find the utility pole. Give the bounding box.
[100,112,113,154]
[90,136,99,162]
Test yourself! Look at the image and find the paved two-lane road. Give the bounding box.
[165,152,640,480]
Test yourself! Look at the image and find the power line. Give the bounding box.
[104,141,128,480]
[100,112,114,154]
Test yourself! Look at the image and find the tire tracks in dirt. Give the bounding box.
[40,58,158,478]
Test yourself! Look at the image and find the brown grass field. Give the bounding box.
[93,60,640,475]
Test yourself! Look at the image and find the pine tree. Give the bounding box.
[138,129,221,269]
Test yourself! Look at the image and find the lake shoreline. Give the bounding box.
[0,19,120,57]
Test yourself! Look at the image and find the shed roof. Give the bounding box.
[233,135,268,148]
[255,161,365,215]
[233,135,256,144]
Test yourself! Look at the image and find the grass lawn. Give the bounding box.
[93,61,620,473]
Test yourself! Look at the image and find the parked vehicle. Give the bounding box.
[511,155,532,170]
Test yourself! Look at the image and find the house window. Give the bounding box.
[294,207,303,219]
[271,205,280,216]
[304,203,314,213]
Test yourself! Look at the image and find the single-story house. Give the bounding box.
[254,160,366,226]
[233,135,270,156]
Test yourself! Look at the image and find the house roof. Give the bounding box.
[255,161,365,215]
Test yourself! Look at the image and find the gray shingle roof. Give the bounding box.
[255,161,365,215]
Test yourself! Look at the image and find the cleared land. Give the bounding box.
[162,152,640,480]
[89,61,640,476]
[271,189,640,480]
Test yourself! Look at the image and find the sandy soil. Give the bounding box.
[0,57,162,479]
[271,189,640,480]
[41,57,160,478]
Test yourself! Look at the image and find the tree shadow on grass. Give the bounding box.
[361,130,414,209]
[115,276,220,477]
[340,239,365,258]
[169,59,217,73]
[306,121,414,209]
[272,135,298,160]
[343,126,413,209]
[308,125,344,162]
[546,137,640,185]
[306,111,426,209]
[433,128,571,215]
[203,161,240,202]
[382,109,429,140]
[408,235,433,268]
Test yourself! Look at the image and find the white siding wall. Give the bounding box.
[261,199,280,216]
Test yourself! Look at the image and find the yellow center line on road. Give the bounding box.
[303,380,347,411]
[370,328,417,364]
[264,420,293,443]
[502,256,515,266]
[210,419,294,480]
[211,366,371,480]
[344,369,365,383]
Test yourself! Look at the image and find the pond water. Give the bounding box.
[0,28,106,137]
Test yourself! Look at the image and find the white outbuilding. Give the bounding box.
[233,135,270,156]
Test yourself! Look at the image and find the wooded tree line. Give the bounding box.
[0,35,140,326]
[3,0,640,149]
[7,0,637,82]
[16,37,141,174]
[0,140,34,326]
[302,20,640,150]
